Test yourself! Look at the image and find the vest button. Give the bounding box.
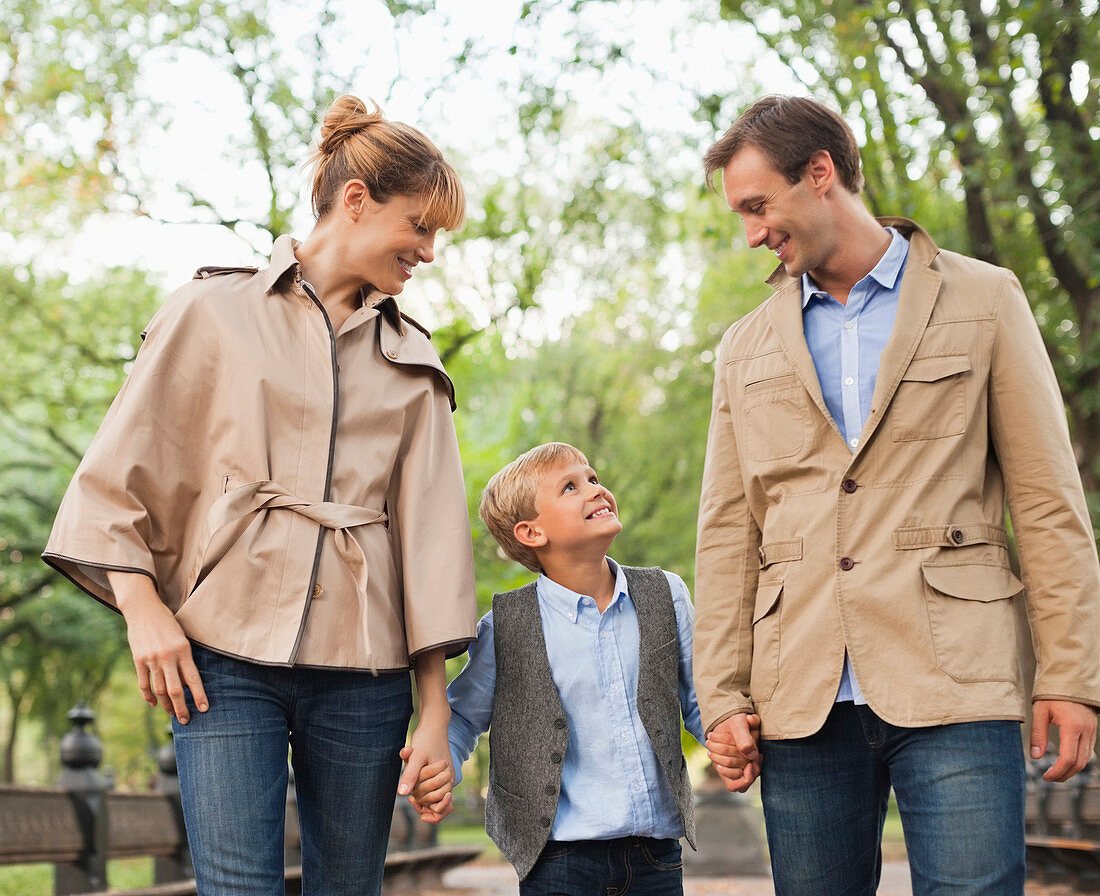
[839,557,855,571]
[841,478,858,493]
[951,528,965,544]
[550,752,562,764]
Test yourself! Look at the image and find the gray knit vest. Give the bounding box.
[485,565,696,881]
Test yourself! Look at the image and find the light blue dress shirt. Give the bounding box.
[801,226,910,703]
[447,558,704,842]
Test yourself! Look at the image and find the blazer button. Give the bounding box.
[312,583,324,597]
[550,752,562,764]
[758,547,766,566]
[386,349,398,359]
[951,528,965,544]
[839,557,855,571]
[544,784,556,796]
[540,816,552,828]
[841,478,858,493]
[553,717,566,729]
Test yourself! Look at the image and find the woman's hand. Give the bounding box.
[398,647,454,821]
[107,570,208,724]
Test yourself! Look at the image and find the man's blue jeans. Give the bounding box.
[520,837,684,895]
[172,645,413,896]
[760,701,1025,896]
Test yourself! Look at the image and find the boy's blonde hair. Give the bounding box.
[479,442,589,572]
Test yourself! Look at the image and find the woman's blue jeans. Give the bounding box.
[172,645,413,896]
[760,701,1026,896]
[520,837,684,895]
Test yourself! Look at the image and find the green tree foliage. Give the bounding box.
[0,265,163,781]
[714,0,1100,497]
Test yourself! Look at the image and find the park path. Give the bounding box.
[406,858,1083,895]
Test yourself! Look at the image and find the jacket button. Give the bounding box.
[951,528,965,544]
[758,547,766,566]
[386,349,398,359]
[550,752,562,764]
[841,478,858,493]
[312,583,324,597]
[839,557,855,571]
[540,817,551,828]
[553,717,566,729]
[544,784,556,796]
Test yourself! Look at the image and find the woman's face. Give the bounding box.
[349,192,438,296]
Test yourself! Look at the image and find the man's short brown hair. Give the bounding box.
[703,95,864,194]
[479,442,589,573]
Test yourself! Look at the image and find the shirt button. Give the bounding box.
[844,376,854,386]
[312,583,324,597]
[849,437,859,448]
[844,320,855,330]
[839,557,855,571]
[841,478,858,493]
[951,528,965,544]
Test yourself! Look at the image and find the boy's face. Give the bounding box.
[522,460,622,552]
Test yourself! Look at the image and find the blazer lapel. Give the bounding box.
[765,275,839,435]
[859,229,943,449]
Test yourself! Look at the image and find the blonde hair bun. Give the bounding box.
[318,95,384,157]
[309,93,465,230]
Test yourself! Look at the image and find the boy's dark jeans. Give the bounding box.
[520,836,684,895]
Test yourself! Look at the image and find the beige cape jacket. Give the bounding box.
[44,235,477,671]
[694,218,1100,739]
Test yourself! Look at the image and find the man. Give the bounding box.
[693,95,1100,894]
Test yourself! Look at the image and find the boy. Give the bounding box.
[403,441,704,895]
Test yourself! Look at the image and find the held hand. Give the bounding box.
[1032,699,1098,782]
[706,713,762,793]
[109,571,208,725]
[398,745,454,824]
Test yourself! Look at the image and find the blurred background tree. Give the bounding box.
[0,0,1094,795]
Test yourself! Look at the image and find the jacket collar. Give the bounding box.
[259,234,408,337]
[763,217,944,457]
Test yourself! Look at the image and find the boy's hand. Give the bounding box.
[706,712,761,793]
[398,746,454,823]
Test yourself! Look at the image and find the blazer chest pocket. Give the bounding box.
[742,372,806,461]
[892,354,970,442]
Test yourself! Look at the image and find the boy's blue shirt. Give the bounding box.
[447,557,704,842]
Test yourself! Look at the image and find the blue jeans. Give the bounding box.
[520,837,684,896]
[760,701,1025,896]
[172,645,413,896]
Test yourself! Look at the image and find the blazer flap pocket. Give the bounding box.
[753,580,784,624]
[758,538,803,569]
[921,562,1024,602]
[901,354,971,383]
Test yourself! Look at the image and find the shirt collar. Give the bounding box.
[536,557,629,623]
[800,225,909,308]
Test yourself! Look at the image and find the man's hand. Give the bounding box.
[1031,699,1098,782]
[706,712,761,792]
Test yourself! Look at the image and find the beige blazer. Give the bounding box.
[44,235,477,672]
[694,218,1100,739]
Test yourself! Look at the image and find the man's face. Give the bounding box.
[721,145,832,280]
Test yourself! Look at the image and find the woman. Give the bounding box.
[43,95,477,895]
